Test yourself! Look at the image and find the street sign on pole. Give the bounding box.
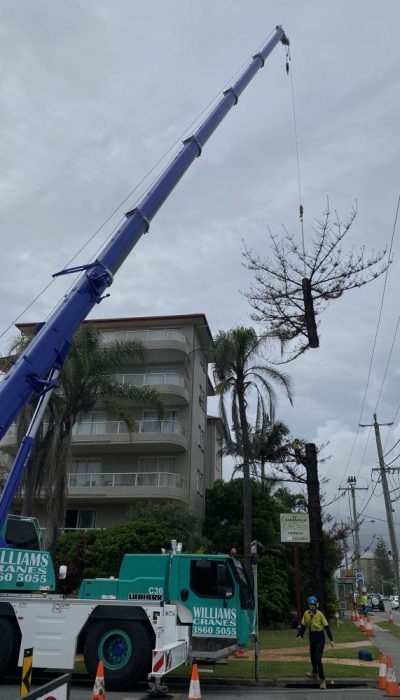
[280,513,310,543]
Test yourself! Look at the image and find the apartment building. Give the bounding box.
[0,314,224,530]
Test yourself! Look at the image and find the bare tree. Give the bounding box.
[244,201,390,361]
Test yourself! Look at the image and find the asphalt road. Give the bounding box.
[0,681,388,700]
[3,608,400,699]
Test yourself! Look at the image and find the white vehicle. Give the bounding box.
[391,596,399,609]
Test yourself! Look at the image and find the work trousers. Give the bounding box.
[310,637,325,680]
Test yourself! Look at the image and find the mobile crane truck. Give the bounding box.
[0,25,289,691]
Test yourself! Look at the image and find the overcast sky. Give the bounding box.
[1,1,400,555]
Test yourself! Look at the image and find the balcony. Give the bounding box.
[2,419,188,455]
[0,423,17,452]
[66,471,186,503]
[101,328,189,362]
[71,419,187,453]
[115,371,189,404]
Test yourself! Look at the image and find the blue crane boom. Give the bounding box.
[0,25,288,535]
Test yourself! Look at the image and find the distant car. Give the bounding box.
[391,596,399,610]
[368,594,385,612]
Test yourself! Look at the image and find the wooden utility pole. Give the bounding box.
[360,414,400,597]
[338,476,367,584]
[304,443,326,612]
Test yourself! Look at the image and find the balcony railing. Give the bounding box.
[101,329,188,345]
[6,420,186,440]
[4,424,17,438]
[68,471,184,490]
[72,419,186,437]
[115,372,188,390]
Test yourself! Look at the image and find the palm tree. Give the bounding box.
[7,325,163,555]
[230,408,290,488]
[211,327,293,576]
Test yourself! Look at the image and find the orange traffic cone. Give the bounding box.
[385,656,400,697]
[389,608,395,624]
[188,663,201,700]
[90,660,106,699]
[366,616,375,637]
[234,649,248,658]
[359,616,366,633]
[379,653,387,690]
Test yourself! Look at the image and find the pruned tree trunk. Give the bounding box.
[301,278,319,348]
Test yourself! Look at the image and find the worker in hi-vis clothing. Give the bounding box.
[359,587,368,614]
[296,595,334,689]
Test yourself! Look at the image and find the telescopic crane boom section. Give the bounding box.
[0,26,289,533]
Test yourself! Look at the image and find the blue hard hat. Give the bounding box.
[308,595,318,605]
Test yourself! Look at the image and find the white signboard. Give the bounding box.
[26,674,70,700]
[280,513,310,543]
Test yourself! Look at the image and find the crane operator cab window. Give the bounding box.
[190,559,234,599]
[3,515,42,551]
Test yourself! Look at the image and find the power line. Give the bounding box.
[384,437,400,459]
[357,477,380,518]
[375,314,400,413]
[386,452,400,467]
[342,193,400,483]
[362,512,400,528]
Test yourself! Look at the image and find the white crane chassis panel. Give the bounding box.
[13,598,95,668]
[5,596,168,670]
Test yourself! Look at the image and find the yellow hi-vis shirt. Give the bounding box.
[301,609,329,632]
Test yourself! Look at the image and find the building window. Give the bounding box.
[199,385,206,412]
[73,411,107,435]
[198,425,205,450]
[142,367,186,387]
[139,457,176,473]
[65,509,96,529]
[196,469,204,496]
[100,328,187,344]
[142,409,180,434]
[143,409,178,421]
[71,459,102,475]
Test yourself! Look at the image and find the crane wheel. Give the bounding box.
[83,619,153,691]
[0,616,21,675]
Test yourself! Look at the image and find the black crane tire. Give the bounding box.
[0,616,21,676]
[83,619,153,691]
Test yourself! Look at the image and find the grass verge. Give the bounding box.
[168,659,378,680]
[74,621,379,681]
[170,621,378,681]
[376,621,400,638]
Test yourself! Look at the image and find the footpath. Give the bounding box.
[368,612,400,676]
[163,611,400,691]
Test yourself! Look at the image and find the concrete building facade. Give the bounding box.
[0,314,224,530]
